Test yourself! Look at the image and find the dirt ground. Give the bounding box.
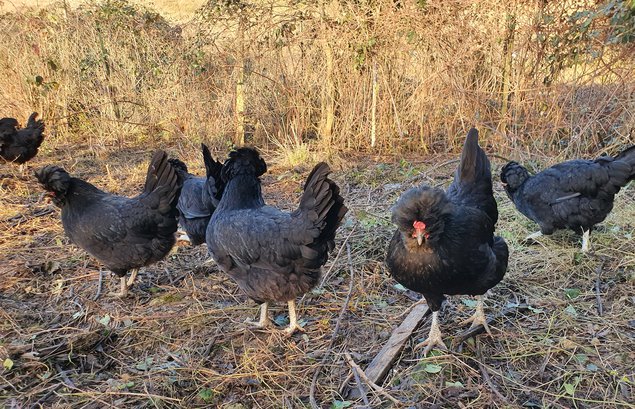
[1,141,634,408]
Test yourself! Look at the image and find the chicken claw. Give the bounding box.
[460,295,492,336]
[414,311,447,355]
[284,300,305,336]
[245,302,273,329]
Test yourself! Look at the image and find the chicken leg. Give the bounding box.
[284,300,305,335]
[110,268,139,298]
[414,311,447,355]
[246,302,273,329]
[460,295,492,336]
[581,229,590,253]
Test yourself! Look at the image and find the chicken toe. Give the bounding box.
[581,229,590,253]
[245,302,273,329]
[414,311,447,355]
[460,295,492,335]
[109,276,129,298]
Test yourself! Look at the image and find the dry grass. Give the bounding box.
[1,0,634,156]
[1,144,634,408]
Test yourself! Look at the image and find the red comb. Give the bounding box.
[413,221,426,230]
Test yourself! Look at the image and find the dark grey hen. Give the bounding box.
[501,145,635,252]
[206,147,348,334]
[35,151,182,297]
[169,144,224,245]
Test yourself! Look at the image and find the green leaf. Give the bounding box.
[393,283,407,292]
[423,363,443,373]
[3,358,14,370]
[586,363,599,372]
[574,354,588,364]
[198,388,214,403]
[445,381,463,387]
[98,314,111,326]
[331,400,353,409]
[461,298,478,308]
[527,305,544,314]
[564,305,578,317]
[563,382,575,395]
[564,288,581,299]
[135,357,153,371]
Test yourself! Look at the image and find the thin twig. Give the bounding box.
[350,362,370,407]
[93,270,104,301]
[317,224,357,289]
[54,363,76,389]
[475,342,510,405]
[344,352,401,406]
[309,242,356,409]
[595,260,605,316]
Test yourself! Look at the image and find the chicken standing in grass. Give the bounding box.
[35,150,182,297]
[0,112,45,172]
[501,145,635,252]
[206,147,348,334]
[169,144,224,246]
[386,128,509,355]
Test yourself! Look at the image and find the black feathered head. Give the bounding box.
[391,186,453,248]
[500,161,530,196]
[0,117,19,135]
[35,165,71,207]
[167,158,188,174]
[220,147,267,182]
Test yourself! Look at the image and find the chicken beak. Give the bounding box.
[416,231,424,246]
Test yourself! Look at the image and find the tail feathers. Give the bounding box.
[202,143,225,200]
[448,128,498,224]
[615,145,635,180]
[143,150,181,207]
[16,112,45,146]
[457,128,492,183]
[26,112,44,131]
[300,162,348,247]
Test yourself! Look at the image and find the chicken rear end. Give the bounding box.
[35,150,182,297]
[0,112,45,170]
[207,147,348,334]
[168,145,223,246]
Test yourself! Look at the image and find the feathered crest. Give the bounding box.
[35,165,71,205]
[500,161,530,193]
[391,186,453,245]
[220,146,267,182]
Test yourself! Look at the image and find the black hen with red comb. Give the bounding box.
[386,128,508,355]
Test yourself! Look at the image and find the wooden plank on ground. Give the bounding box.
[343,302,430,398]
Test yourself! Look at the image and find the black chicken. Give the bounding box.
[35,150,182,297]
[386,128,509,354]
[206,147,348,334]
[501,146,635,252]
[169,144,224,246]
[0,112,45,171]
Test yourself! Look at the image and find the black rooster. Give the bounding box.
[169,144,224,246]
[0,112,45,171]
[206,147,348,334]
[386,129,509,354]
[501,146,635,252]
[35,151,182,297]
